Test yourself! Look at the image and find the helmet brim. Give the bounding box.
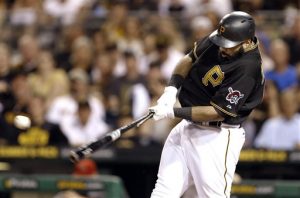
[209,30,242,48]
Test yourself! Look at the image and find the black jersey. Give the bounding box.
[178,36,265,125]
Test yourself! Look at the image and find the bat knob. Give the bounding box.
[69,150,81,163]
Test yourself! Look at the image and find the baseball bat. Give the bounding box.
[69,111,154,163]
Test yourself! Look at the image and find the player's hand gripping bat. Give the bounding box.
[69,111,155,163]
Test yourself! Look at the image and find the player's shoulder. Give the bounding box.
[236,48,262,75]
[190,36,216,60]
[193,36,215,50]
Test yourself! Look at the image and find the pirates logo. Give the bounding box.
[226,87,244,105]
[220,26,225,33]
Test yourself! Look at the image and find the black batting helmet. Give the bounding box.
[209,11,255,48]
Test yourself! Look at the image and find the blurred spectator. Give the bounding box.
[4,71,31,117]
[158,0,232,18]
[0,1,8,27]
[43,0,88,26]
[283,15,300,66]
[145,61,175,143]
[60,100,109,147]
[91,52,114,93]
[0,43,13,114]
[89,0,109,18]
[190,15,214,42]
[117,16,143,59]
[107,51,150,127]
[155,34,184,80]
[27,50,69,108]
[71,36,94,75]
[105,42,126,78]
[92,29,109,55]
[139,33,159,74]
[72,159,103,198]
[55,24,85,71]
[46,68,106,128]
[102,3,128,42]
[254,88,300,150]
[73,159,98,176]
[9,0,41,26]
[18,96,68,146]
[13,34,41,74]
[156,17,185,52]
[245,81,280,147]
[265,38,297,92]
[1,71,32,144]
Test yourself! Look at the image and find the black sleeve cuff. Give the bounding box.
[174,107,192,121]
[168,74,185,89]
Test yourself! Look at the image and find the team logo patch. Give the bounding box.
[226,87,244,105]
[220,26,226,33]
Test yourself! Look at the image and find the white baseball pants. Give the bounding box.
[151,119,245,198]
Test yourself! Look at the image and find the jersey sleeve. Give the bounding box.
[188,36,211,63]
[210,64,257,119]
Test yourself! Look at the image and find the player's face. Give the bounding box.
[219,43,243,58]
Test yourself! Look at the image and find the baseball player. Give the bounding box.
[149,11,265,198]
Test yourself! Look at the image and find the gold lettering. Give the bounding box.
[231,185,256,194]
[202,65,224,87]
[0,146,59,158]
[220,26,225,33]
[239,150,287,162]
[57,181,86,190]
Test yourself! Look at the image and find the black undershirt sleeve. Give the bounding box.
[168,74,185,89]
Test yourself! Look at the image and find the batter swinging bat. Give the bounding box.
[70,111,155,163]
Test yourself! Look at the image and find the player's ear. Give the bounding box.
[242,39,252,50]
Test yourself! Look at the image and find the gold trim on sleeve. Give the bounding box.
[210,101,237,117]
[193,42,198,59]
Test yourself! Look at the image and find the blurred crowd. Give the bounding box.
[0,0,299,151]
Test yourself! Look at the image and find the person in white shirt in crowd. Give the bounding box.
[60,100,108,147]
[46,68,106,129]
[43,0,89,26]
[190,15,214,42]
[158,0,232,18]
[108,51,150,121]
[254,88,300,150]
[155,34,184,80]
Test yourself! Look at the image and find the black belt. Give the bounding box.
[192,121,241,128]
[192,121,222,128]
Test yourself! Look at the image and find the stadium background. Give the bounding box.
[0,0,300,197]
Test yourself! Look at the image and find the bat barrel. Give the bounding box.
[69,136,112,163]
[69,112,154,163]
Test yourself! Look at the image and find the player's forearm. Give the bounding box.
[168,55,193,88]
[174,106,224,122]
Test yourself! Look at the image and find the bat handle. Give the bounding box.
[137,111,154,127]
[69,146,92,163]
